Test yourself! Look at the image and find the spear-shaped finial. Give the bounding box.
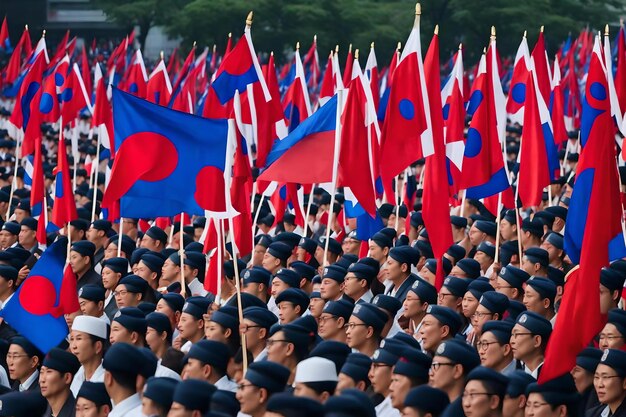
[355,49,359,60]
[459,43,462,50]
[371,41,374,49]
[246,11,254,27]
[160,50,164,60]
[25,24,28,30]
[397,41,401,51]
[434,24,439,35]
[605,24,610,36]
[540,25,544,33]
[314,34,317,42]
[296,41,300,50]
[483,47,487,54]
[523,30,527,38]
[42,29,46,38]
[491,26,496,40]
[271,51,274,57]
[348,43,352,53]
[335,45,339,53]
[416,3,421,15]
[192,41,197,48]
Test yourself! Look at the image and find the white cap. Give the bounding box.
[294,357,338,383]
[71,315,108,339]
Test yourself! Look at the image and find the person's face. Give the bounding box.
[599,284,617,314]
[524,392,562,417]
[241,318,265,351]
[70,251,91,275]
[369,362,393,395]
[386,257,405,282]
[522,286,547,314]
[428,354,459,391]
[70,330,98,364]
[471,305,494,334]
[271,278,290,298]
[503,394,526,417]
[18,226,36,247]
[142,396,163,417]
[135,261,155,283]
[368,242,386,263]
[478,332,508,369]
[336,373,357,395]
[510,324,538,361]
[461,292,479,319]
[309,297,325,318]
[450,265,468,279]
[318,313,343,339]
[437,287,459,309]
[462,380,498,417]
[183,357,207,380]
[205,321,229,343]
[520,257,537,276]
[344,238,361,255]
[389,373,413,409]
[500,219,516,241]
[293,382,323,401]
[114,284,140,308]
[146,327,166,351]
[7,344,36,381]
[594,364,626,406]
[266,330,291,364]
[319,278,342,301]
[167,402,193,417]
[101,267,121,290]
[474,251,492,270]
[343,273,366,298]
[236,378,263,415]
[403,292,426,319]
[419,315,444,352]
[86,227,102,244]
[252,245,266,267]
[79,298,102,317]
[400,407,424,417]
[278,302,300,324]
[599,323,625,350]
[418,266,436,286]
[161,258,181,283]
[571,365,594,394]
[0,230,16,248]
[39,366,68,398]
[345,316,369,350]
[495,277,518,300]
[178,312,202,340]
[262,253,280,274]
[109,321,134,345]
[540,241,561,264]
[75,398,105,417]
[104,243,118,260]
[141,235,160,251]
[468,226,486,246]
[155,299,178,327]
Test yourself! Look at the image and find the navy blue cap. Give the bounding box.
[526,276,557,302]
[172,379,215,412]
[161,292,185,312]
[102,342,144,376]
[289,261,317,280]
[410,212,423,228]
[42,347,81,375]
[210,306,239,331]
[146,226,168,244]
[524,247,549,267]
[505,300,527,323]
[357,257,380,274]
[243,306,277,329]
[276,288,310,312]
[476,241,496,259]
[371,294,402,318]
[335,254,358,270]
[372,344,401,366]
[479,291,510,315]
[242,266,272,286]
[20,217,37,231]
[255,234,273,248]
[183,251,205,270]
[0,265,18,282]
[389,246,418,267]
[522,218,544,237]
[474,220,497,237]
[467,366,509,395]
[113,307,147,333]
[576,347,603,373]
[78,284,106,302]
[322,264,347,283]
[601,268,626,292]
[498,266,529,290]
[481,320,514,344]
[102,257,130,275]
[340,353,372,383]
[225,292,265,310]
[534,211,555,229]
[351,303,388,333]
[91,219,112,232]
[393,348,432,380]
[547,266,565,287]
[443,276,469,297]
[267,242,292,261]
[506,370,536,397]
[0,391,47,416]
[146,311,172,336]
[599,349,626,376]
[267,392,323,417]
[467,279,494,299]
[414,240,434,259]
[182,296,212,320]
[118,274,149,293]
[516,311,552,338]
[450,215,468,228]
[391,332,421,350]
[274,232,302,250]
[425,305,463,334]
[502,209,517,225]
[455,258,481,279]
[446,244,466,262]
[310,291,321,299]
[425,257,453,275]
[77,381,111,407]
[187,339,231,373]
[545,205,567,220]
[347,262,376,285]
[224,259,246,280]
[138,347,158,378]
[434,339,480,371]
[408,277,438,305]
[143,377,178,409]
[1,221,19,235]
[140,253,164,273]
[370,232,393,249]
[298,237,317,255]
[9,337,42,359]
[322,299,354,321]
[404,385,450,414]
[210,390,240,416]
[526,373,579,406]
[107,234,136,257]
[608,309,626,339]
[71,240,96,258]
[245,361,290,393]
[309,340,352,373]
[379,227,397,241]
[544,232,564,250]
[274,268,301,287]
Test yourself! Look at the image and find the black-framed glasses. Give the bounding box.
[472,312,494,319]
[344,323,368,330]
[266,339,292,347]
[463,392,497,399]
[476,341,500,350]
[240,324,262,333]
[430,361,456,371]
[318,315,339,325]
[511,332,533,339]
[438,293,456,300]
[237,383,258,391]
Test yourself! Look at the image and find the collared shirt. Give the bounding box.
[215,375,238,392]
[155,363,181,381]
[500,359,518,376]
[550,313,557,328]
[70,363,105,397]
[375,395,400,417]
[523,361,544,379]
[19,369,39,391]
[355,290,373,304]
[254,347,268,363]
[109,393,143,417]
[0,293,14,310]
[99,313,111,325]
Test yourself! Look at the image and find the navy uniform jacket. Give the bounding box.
[43,393,75,417]
[440,396,465,417]
[386,274,417,303]
[77,268,102,291]
[586,400,626,417]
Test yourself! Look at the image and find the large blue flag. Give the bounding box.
[102,88,230,218]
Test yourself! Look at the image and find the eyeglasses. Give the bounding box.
[495,284,514,290]
[472,312,493,319]
[266,339,292,347]
[318,315,339,325]
[6,354,28,360]
[372,363,392,369]
[525,401,550,410]
[593,374,623,383]
[344,323,368,330]
[240,324,262,333]
[511,332,533,339]
[476,341,500,350]
[438,293,456,301]
[462,392,496,399]
[237,383,258,391]
[430,361,456,371]
[113,290,128,297]
[598,334,624,341]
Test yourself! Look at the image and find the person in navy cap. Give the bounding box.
[0,264,18,312]
[270,268,302,316]
[109,307,147,348]
[175,297,211,352]
[499,210,518,243]
[369,231,393,269]
[39,347,81,417]
[267,319,316,379]
[336,353,372,395]
[70,240,102,290]
[450,258,482,280]
[438,276,468,315]
[0,390,48,417]
[266,392,324,417]
[168,378,215,416]
[276,288,310,325]
[159,251,182,291]
[521,247,550,279]
[182,251,208,297]
[469,220,497,248]
[75,381,111,417]
[346,303,388,357]
[600,268,626,314]
[345,259,379,304]
[242,306,277,362]
[0,221,20,250]
[141,377,177,417]
[388,347,432,411]
[236,361,291,417]
[289,261,317,294]
[241,266,272,304]
[523,276,556,324]
[525,373,579,417]
[145,312,183,376]
[501,370,535,417]
[471,292,510,342]
[318,300,353,343]
[418,305,463,355]
[510,311,552,378]
[101,257,130,321]
[599,309,626,351]
[403,278,437,338]
[205,306,240,355]
[18,217,39,253]
[263,242,292,275]
[540,232,565,270]
[141,226,167,253]
[8,336,43,392]
[520,218,544,251]
[135,252,165,291]
[462,280,494,328]
[461,366,509,417]
[384,246,418,302]
[319,265,347,302]
[182,339,235,392]
[342,230,362,257]
[102,343,145,416]
[87,220,113,272]
[477,320,516,376]
[155,292,184,332]
[315,236,343,268]
[494,266,528,303]
[402,385,449,417]
[78,284,109,323]
[571,347,602,414]
[371,294,403,338]
[296,237,319,269]
[586,349,626,417]
[474,241,496,277]
[419,257,453,286]
[114,275,150,308]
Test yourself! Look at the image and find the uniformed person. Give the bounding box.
[236,361,291,417]
[40,348,81,417]
[70,315,108,397]
[461,366,509,417]
[587,349,626,417]
[71,240,102,290]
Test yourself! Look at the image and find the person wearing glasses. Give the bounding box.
[317,299,353,343]
[599,309,626,351]
[494,266,529,303]
[113,275,149,309]
[402,384,450,417]
[343,261,377,304]
[524,373,579,417]
[510,311,552,379]
[266,321,315,384]
[345,303,388,357]
[418,305,463,356]
[8,336,42,392]
[571,347,602,416]
[438,276,468,315]
[461,366,509,417]
[587,349,626,417]
[389,347,431,411]
[241,306,277,363]
[470,291,510,345]
[428,339,480,417]
[236,361,291,417]
[478,320,517,376]
[502,370,535,417]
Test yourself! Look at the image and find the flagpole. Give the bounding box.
[394,174,401,232]
[323,89,344,266]
[251,193,266,235]
[90,134,101,222]
[513,183,524,263]
[117,219,123,257]
[179,212,186,297]
[6,136,21,221]
[303,184,316,237]
[459,189,466,217]
[493,192,503,263]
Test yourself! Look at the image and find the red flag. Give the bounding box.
[615,25,626,114]
[423,30,453,290]
[60,64,91,123]
[365,44,380,112]
[80,47,93,100]
[231,118,254,257]
[124,50,148,98]
[60,265,80,314]
[19,25,32,61]
[93,64,114,156]
[2,41,22,86]
[225,33,233,57]
[319,51,336,106]
[541,36,626,383]
[303,36,321,90]
[146,58,172,106]
[506,35,531,125]
[204,219,223,294]
[0,17,9,51]
[531,30,552,106]
[49,30,69,70]
[282,46,312,132]
[51,135,77,228]
[167,47,179,78]
[342,45,353,87]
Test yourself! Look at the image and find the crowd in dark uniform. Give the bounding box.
[0,112,623,417]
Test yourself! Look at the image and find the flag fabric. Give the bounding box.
[531,31,552,107]
[80,47,92,100]
[124,50,148,98]
[146,58,173,106]
[542,35,626,383]
[0,239,79,354]
[319,51,342,107]
[0,17,10,51]
[93,64,114,155]
[282,46,312,132]
[60,63,92,122]
[51,134,77,228]
[377,44,399,122]
[30,136,45,219]
[342,45,353,87]
[506,35,531,124]
[379,11,434,198]
[550,56,568,149]
[303,36,320,90]
[102,88,230,218]
[423,30,453,290]
[365,44,379,112]
[615,24,626,115]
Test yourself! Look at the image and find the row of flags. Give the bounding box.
[0,6,625,383]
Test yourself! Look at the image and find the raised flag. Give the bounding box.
[615,24,626,115]
[80,46,92,100]
[377,42,400,122]
[506,33,531,124]
[0,17,10,51]
[124,50,148,98]
[531,29,553,106]
[365,43,380,112]
[1,239,79,354]
[550,56,568,149]
[342,44,353,87]
[93,64,114,155]
[303,36,321,90]
[282,45,312,132]
[167,47,179,80]
[542,36,626,383]
[51,134,77,228]
[102,88,230,218]
[60,63,92,122]
[146,57,172,106]
[319,50,340,107]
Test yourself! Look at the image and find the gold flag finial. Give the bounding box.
[25,24,28,30]
[434,24,439,35]
[415,3,421,15]
[354,49,359,60]
[296,41,300,50]
[491,26,496,39]
[371,41,374,49]
[605,24,610,36]
[540,25,544,33]
[246,11,254,27]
